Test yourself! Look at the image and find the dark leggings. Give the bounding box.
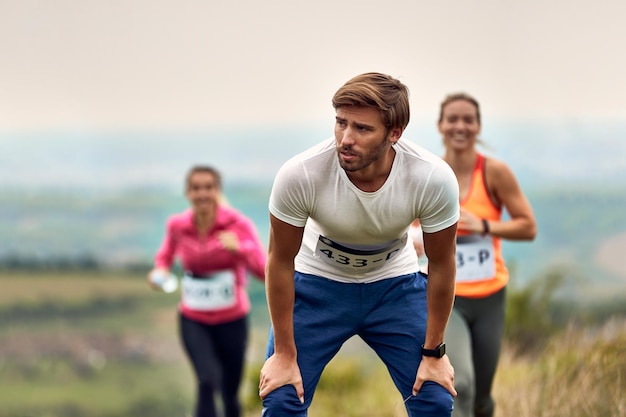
[444,287,506,417]
[180,314,248,417]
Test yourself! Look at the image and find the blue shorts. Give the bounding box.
[262,271,453,417]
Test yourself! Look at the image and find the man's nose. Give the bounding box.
[340,127,356,146]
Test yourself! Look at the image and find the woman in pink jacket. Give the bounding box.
[148,165,267,417]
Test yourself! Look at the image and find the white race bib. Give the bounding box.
[314,234,407,273]
[182,271,236,311]
[455,235,496,282]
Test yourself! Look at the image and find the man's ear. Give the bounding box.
[389,127,403,143]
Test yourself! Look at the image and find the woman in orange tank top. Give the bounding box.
[438,94,536,417]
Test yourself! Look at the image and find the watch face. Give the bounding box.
[437,342,446,357]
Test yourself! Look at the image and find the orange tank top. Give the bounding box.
[455,154,508,298]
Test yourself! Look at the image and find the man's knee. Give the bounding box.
[406,381,454,417]
[261,385,308,417]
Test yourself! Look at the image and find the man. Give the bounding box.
[259,72,459,417]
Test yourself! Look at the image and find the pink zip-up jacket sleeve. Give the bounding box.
[154,206,266,325]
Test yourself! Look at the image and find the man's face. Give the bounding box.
[334,106,399,172]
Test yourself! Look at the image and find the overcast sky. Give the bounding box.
[1,0,625,132]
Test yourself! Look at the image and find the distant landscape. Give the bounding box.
[2,119,625,189]
[1,182,625,288]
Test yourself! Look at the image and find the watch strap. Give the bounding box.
[421,342,446,358]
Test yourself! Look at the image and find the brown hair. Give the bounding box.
[438,92,481,125]
[332,72,410,130]
[185,165,222,191]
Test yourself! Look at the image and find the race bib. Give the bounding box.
[455,235,496,282]
[182,271,236,311]
[314,234,407,273]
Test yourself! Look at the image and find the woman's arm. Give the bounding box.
[460,158,537,241]
[227,216,268,281]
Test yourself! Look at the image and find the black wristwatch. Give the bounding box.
[421,342,446,358]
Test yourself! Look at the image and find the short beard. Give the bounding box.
[337,136,389,172]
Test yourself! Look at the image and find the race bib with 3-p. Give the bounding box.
[455,235,496,282]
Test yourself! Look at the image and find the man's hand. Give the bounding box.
[259,353,305,403]
[412,355,457,397]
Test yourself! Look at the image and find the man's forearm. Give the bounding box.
[266,263,297,356]
[423,260,456,348]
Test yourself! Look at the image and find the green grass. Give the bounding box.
[494,322,626,417]
[0,271,189,416]
[0,360,193,416]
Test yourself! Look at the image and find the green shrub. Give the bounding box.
[505,267,567,354]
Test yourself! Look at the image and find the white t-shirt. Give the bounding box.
[269,137,459,283]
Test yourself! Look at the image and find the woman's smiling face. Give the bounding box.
[438,99,481,151]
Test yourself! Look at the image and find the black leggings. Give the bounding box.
[444,288,506,417]
[180,314,248,417]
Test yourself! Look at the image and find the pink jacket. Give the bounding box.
[154,206,266,325]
